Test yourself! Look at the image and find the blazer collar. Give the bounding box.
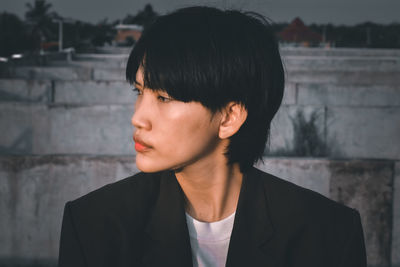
[142,167,275,267]
[226,167,275,267]
[142,171,193,266]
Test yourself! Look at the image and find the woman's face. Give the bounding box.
[131,68,223,173]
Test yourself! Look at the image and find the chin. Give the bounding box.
[135,156,168,173]
[136,161,159,173]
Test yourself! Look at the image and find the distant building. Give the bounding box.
[114,24,143,46]
[279,18,328,47]
[40,41,59,51]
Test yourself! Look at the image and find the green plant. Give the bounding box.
[265,109,328,157]
[291,110,327,157]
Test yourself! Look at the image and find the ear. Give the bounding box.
[219,102,248,139]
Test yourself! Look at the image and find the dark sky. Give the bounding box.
[2,0,400,25]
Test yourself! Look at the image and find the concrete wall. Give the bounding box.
[269,83,400,159]
[0,80,135,155]
[1,47,399,267]
[393,162,400,267]
[1,78,399,159]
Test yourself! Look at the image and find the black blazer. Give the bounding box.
[58,167,367,267]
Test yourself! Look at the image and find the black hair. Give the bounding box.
[126,6,284,172]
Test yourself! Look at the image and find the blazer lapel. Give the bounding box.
[141,171,193,267]
[141,167,275,267]
[226,167,276,267]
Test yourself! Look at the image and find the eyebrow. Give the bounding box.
[134,81,143,87]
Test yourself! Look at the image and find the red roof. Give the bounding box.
[279,17,322,43]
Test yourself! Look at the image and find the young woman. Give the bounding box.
[58,6,366,267]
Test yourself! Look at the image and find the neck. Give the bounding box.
[175,157,243,223]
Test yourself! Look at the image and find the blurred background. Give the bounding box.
[0,0,399,266]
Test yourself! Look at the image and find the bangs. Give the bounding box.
[126,7,249,111]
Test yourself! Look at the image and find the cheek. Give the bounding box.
[146,103,220,167]
[166,113,215,144]
[156,107,201,143]
[168,118,219,156]
[150,124,201,161]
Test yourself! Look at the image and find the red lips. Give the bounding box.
[133,136,151,152]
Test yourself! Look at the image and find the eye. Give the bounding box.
[157,93,173,102]
[157,95,171,102]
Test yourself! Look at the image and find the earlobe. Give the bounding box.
[219,102,248,139]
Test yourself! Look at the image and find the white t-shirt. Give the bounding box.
[185,212,236,267]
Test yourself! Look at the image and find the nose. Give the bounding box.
[131,93,152,130]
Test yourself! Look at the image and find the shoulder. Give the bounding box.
[250,166,356,212]
[249,166,361,232]
[59,172,168,265]
[66,171,164,225]
[249,167,366,264]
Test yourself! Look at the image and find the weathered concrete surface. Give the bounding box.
[280,47,400,57]
[326,107,400,159]
[329,160,394,267]
[63,60,127,69]
[68,56,400,72]
[287,70,400,85]
[393,161,400,267]
[0,103,135,155]
[58,47,400,71]
[10,67,92,81]
[46,105,134,155]
[282,82,296,105]
[0,80,51,103]
[0,156,393,266]
[283,56,400,72]
[256,158,331,196]
[58,47,400,70]
[66,54,128,68]
[92,68,125,81]
[0,257,56,267]
[297,83,400,107]
[54,81,135,104]
[0,104,50,155]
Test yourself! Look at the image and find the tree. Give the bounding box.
[0,12,29,57]
[309,22,400,48]
[25,0,58,50]
[25,0,53,22]
[122,4,158,28]
[91,18,116,47]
